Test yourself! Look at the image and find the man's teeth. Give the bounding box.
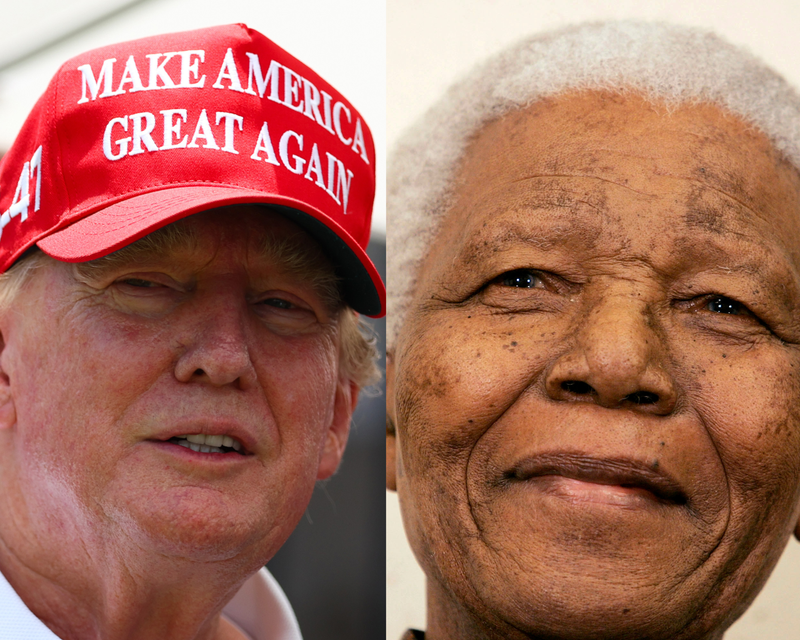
[173,434,242,453]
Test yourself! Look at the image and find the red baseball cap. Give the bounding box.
[0,23,385,317]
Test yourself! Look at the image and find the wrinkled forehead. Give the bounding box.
[423,91,800,279]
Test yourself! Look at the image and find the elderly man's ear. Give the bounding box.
[316,378,358,480]
[386,352,398,492]
[0,334,16,431]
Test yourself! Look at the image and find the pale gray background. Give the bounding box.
[386,1,800,638]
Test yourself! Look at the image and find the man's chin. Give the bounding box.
[440,564,708,640]
[104,485,292,565]
[420,506,724,640]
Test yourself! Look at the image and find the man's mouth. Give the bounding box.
[167,434,246,455]
[505,452,688,506]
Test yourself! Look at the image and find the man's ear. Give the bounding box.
[0,332,16,431]
[386,352,397,492]
[316,378,358,480]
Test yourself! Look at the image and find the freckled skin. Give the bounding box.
[387,93,800,640]
[0,208,357,640]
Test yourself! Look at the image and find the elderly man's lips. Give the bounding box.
[149,424,259,455]
[168,434,245,454]
[506,452,688,505]
[146,439,256,462]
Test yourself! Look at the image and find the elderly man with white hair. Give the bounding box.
[386,21,800,640]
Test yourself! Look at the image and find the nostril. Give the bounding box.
[625,391,659,405]
[561,380,594,396]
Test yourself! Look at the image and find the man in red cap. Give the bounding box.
[0,23,384,640]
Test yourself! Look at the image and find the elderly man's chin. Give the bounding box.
[439,517,714,638]
[406,492,692,639]
[87,444,318,563]
[103,481,304,563]
[418,499,773,640]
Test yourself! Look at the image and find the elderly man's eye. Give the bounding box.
[706,296,747,315]
[253,290,322,319]
[499,270,545,288]
[676,294,775,336]
[262,298,294,310]
[120,278,160,288]
[254,294,325,333]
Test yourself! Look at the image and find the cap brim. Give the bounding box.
[36,186,385,317]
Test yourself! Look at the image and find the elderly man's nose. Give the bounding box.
[545,301,677,415]
[173,309,255,388]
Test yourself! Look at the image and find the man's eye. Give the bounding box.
[120,278,159,288]
[262,298,294,310]
[706,296,746,315]
[500,270,545,288]
[114,277,167,290]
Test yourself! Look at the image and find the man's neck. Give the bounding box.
[0,518,262,640]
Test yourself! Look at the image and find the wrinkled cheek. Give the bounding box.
[688,348,800,584]
[701,354,800,501]
[12,419,110,547]
[8,344,120,530]
[394,316,556,583]
[395,316,554,472]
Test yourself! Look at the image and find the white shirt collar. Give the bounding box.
[0,566,302,640]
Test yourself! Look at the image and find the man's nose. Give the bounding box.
[544,295,677,415]
[173,299,256,389]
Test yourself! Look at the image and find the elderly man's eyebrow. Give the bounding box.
[74,222,200,280]
[457,213,593,262]
[457,213,800,302]
[669,235,800,301]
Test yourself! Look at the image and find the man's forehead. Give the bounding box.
[456,92,785,193]
[442,92,800,252]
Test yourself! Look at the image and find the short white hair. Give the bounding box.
[387,20,800,348]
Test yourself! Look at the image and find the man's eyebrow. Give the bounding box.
[457,211,800,304]
[456,212,593,263]
[668,233,800,300]
[74,221,200,280]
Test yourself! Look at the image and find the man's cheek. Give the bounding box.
[394,347,475,474]
[396,321,557,465]
[397,435,485,584]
